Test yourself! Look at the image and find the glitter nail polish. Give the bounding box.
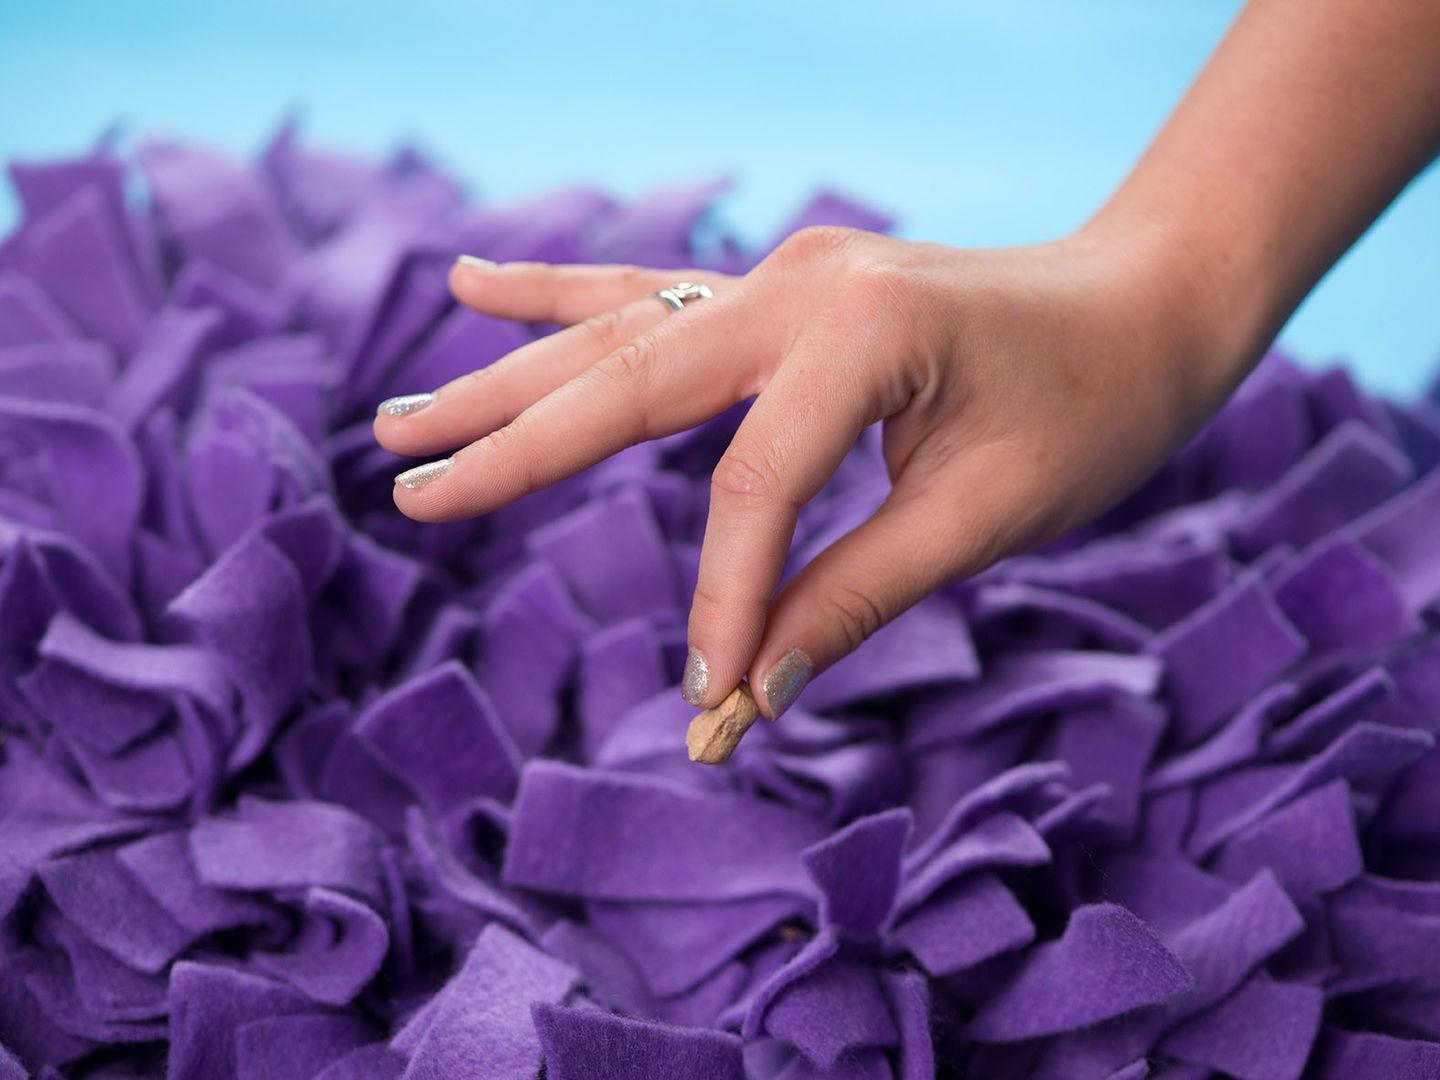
[761,649,811,717]
[395,459,453,489]
[681,648,710,706]
[378,392,435,417]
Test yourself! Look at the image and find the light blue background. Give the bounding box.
[2,1,1436,396]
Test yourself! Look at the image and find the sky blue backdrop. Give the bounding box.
[3,1,1436,396]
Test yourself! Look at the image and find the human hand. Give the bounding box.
[374,221,1237,720]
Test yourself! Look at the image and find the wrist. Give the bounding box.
[1074,198,1274,426]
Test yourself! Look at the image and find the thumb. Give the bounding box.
[746,472,1011,719]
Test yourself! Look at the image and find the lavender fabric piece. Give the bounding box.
[1203,355,1313,491]
[1327,877,1440,993]
[740,737,906,823]
[190,797,385,904]
[1145,682,1295,793]
[140,141,300,289]
[1315,1029,1440,1080]
[1190,720,1433,858]
[896,811,1050,917]
[14,185,152,354]
[41,908,170,1022]
[1351,464,1440,612]
[476,561,592,756]
[1145,575,1306,746]
[801,595,979,711]
[166,531,312,767]
[18,653,168,757]
[313,1045,405,1080]
[968,905,1191,1042]
[0,269,81,345]
[1054,697,1166,839]
[999,537,1228,630]
[167,962,321,1080]
[890,872,1035,976]
[109,306,219,429]
[0,1044,22,1080]
[235,1013,374,1080]
[1211,779,1363,900]
[0,397,143,584]
[34,610,231,720]
[38,848,192,973]
[393,924,578,1080]
[0,340,114,405]
[906,651,1162,750]
[576,618,668,756]
[252,886,389,1004]
[881,969,935,1080]
[116,830,275,936]
[589,895,808,998]
[763,958,898,1069]
[971,581,1154,651]
[799,807,910,938]
[504,761,826,901]
[534,1004,744,1080]
[1266,666,1393,757]
[528,486,679,624]
[906,760,1070,870]
[355,661,521,813]
[172,260,288,348]
[1231,419,1412,557]
[1157,975,1322,1080]
[1270,535,1419,654]
[1164,870,1303,1020]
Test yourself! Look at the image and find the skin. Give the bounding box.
[376,0,1440,720]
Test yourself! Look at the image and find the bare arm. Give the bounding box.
[1098,0,1440,412]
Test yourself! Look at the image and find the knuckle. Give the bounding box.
[689,580,730,620]
[595,335,658,387]
[770,225,860,269]
[710,448,784,510]
[479,418,535,486]
[819,583,887,655]
[578,307,627,346]
[616,264,652,290]
[456,362,498,395]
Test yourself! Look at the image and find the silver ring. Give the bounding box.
[653,281,713,313]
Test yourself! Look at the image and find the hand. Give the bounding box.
[374,222,1233,719]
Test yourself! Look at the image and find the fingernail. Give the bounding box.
[394,459,453,489]
[681,648,710,706]
[761,649,811,718]
[455,254,497,271]
[378,392,435,417]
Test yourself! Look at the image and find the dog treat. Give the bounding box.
[686,683,762,763]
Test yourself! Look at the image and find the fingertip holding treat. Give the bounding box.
[394,459,453,490]
[760,648,812,718]
[681,648,710,706]
[377,392,436,418]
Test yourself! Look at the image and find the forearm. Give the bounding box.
[1088,0,1440,413]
